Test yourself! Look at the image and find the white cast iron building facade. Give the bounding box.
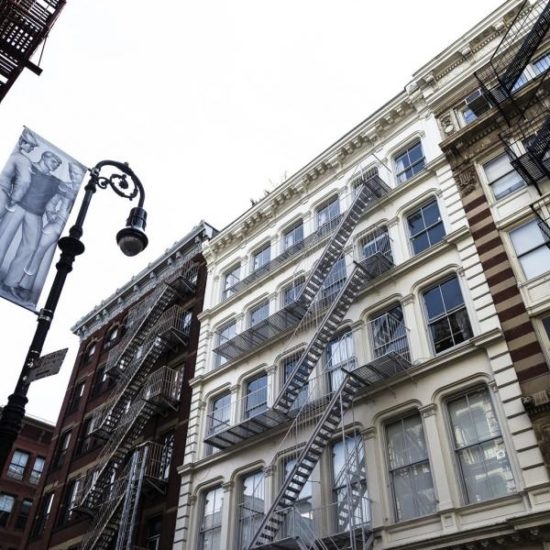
[174,1,550,548]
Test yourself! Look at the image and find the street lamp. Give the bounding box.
[0,160,148,472]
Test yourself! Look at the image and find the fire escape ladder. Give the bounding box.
[115,447,148,550]
[529,111,550,159]
[249,375,366,548]
[274,265,368,414]
[298,178,388,308]
[500,0,550,94]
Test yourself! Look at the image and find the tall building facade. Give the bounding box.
[23,221,216,550]
[0,411,53,550]
[174,1,550,549]
[428,0,550,467]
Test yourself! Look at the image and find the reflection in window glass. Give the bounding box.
[283,221,304,251]
[238,471,264,549]
[510,220,550,280]
[394,141,425,184]
[386,415,436,521]
[407,200,445,255]
[448,389,516,503]
[483,154,525,200]
[199,487,224,550]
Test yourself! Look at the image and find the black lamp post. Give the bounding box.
[0,160,148,472]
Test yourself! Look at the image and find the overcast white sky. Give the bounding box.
[0,0,504,424]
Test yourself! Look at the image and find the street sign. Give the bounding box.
[28,348,68,382]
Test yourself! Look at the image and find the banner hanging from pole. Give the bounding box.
[0,128,86,311]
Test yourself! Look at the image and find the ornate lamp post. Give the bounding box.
[0,160,149,472]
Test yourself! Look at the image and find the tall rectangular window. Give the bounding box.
[282,457,312,539]
[199,486,224,550]
[60,478,81,524]
[371,306,407,359]
[53,431,72,469]
[249,300,269,327]
[67,381,85,414]
[510,220,550,280]
[33,492,54,536]
[223,264,240,299]
[394,141,425,184]
[238,471,265,549]
[7,450,30,481]
[533,51,550,75]
[283,354,308,411]
[316,196,340,234]
[321,257,346,303]
[386,414,436,521]
[423,276,472,353]
[252,243,271,272]
[407,200,445,255]
[15,498,32,530]
[448,389,516,503]
[209,393,231,434]
[244,375,268,419]
[146,516,162,550]
[0,494,15,527]
[215,320,237,368]
[29,456,46,485]
[332,435,369,531]
[483,153,525,200]
[326,332,354,391]
[283,220,304,251]
[283,278,304,306]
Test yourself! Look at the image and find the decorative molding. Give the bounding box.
[420,403,437,418]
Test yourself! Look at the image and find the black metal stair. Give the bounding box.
[249,374,367,548]
[500,0,550,94]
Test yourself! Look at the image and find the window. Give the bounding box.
[394,141,425,184]
[407,200,445,255]
[510,220,550,279]
[252,243,271,272]
[199,486,224,550]
[533,51,550,75]
[386,414,436,521]
[0,494,15,527]
[283,354,308,411]
[223,263,241,299]
[362,226,392,261]
[29,456,45,485]
[316,196,340,234]
[461,106,478,125]
[283,220,304,251]
[282,278,304,306]
[249,300,269,327]
[67,381,85,414]
[244,374,268,419]
[321,257,346,304]
[209,393,231,434]
[91,366,113,397]
[238,471,264,549]
[483,153,525,200]
[32,492,53,536]
[332,435,369,530]
[15,499,32,530]
[371,306,408,359]
[104,325,121,350]
[448,388,516,503]
[59,478,81,524]
[423,276,472,353]
[78,418,100,455]
[326,332,354,391]
[83,342,96,364]
[53,430,72,469]
[215,320,237,368]
[146,516,162,550]
[7,450,30,481]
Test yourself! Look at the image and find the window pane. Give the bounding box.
[510,221,545,255]
[424,286,445,320]
[284,222,304,249]
[250,301,269,326]
[492,171,525,199]
[245,375,267,418]
[533,52,550,75]
[440,277,463,311]
[519,247,550,279]
[392,463,436,520]
[411,233,430,255]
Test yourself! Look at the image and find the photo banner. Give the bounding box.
[0,127,86,311]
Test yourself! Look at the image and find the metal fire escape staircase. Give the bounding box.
[212,175,390,366]
[205,178,390,450]
[0,0,65,102]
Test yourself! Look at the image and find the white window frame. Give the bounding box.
[393,140,426,184]
[509,219,550,280]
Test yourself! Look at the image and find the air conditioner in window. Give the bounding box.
[465,89,492,117]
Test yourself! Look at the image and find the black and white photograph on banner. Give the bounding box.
[0,128,86,311]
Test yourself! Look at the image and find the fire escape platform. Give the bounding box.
[205,407,289,450]
[350,352,412,387]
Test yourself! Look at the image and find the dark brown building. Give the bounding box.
[23,221,216,550]
[0,410,53,550]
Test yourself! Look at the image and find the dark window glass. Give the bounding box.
[249,300,269,327]
[283,278,304,306]
[244,375,267,419]
[29,456,45,485]
[15,499,32,530]
[395,141,425,184]
[407,200,445,255]
[7,450,29,481]
[283,221,304,250]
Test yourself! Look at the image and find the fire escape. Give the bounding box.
[74,260,198,550]
[0,0,65,102]
[475,0,550,237]
[205,170,411,549]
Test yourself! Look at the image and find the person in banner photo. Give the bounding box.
[0,128,86,310]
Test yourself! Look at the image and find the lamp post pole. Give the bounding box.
[0,160,148,473]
